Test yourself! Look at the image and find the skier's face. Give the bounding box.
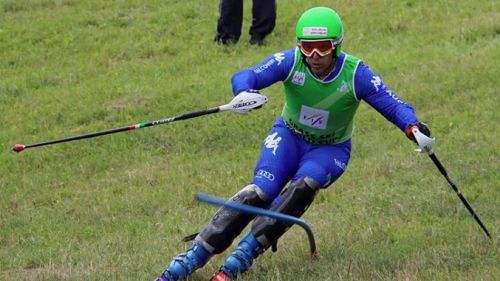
[305,52,335,77]
[298,39,337,78]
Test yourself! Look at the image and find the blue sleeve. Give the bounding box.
[354,62,419,131]
[231,48,296,95]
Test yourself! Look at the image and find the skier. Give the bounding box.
[155,6,431,281]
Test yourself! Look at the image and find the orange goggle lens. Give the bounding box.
[299,40,336,57]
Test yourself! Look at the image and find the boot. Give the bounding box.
[212,232,263,280]
[156,241,212,281]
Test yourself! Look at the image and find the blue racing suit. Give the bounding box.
[231,48,419,200]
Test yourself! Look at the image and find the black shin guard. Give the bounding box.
[251,176,320,248]
[196,184,268,254]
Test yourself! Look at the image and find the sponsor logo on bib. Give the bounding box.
[292,71,306,85]
[299,105,329,129]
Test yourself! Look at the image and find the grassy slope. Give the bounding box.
[1,0,498,280]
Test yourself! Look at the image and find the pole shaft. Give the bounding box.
[25,126,132,148]
[428,153,491,238]
[20,107,221,149]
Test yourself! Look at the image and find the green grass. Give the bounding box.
[1,0,499,280]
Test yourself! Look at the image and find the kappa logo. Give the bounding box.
[336,80,349,94]
[274,52,285,65]
[256,169,275,181]
[264,132,281,155]
[370,75,383,91]
[292,71,306,85]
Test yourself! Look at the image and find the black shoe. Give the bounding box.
[249,35,265,46]
[214,35,238,45]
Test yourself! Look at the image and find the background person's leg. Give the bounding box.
[249,0,276,45]
[215,0,244,44]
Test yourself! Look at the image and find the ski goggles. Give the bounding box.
[298,38,342,57]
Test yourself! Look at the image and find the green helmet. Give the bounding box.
[296,7,344,56]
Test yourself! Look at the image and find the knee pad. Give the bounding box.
[251,176,320,248]
[196,184,268,254]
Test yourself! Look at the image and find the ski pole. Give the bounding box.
[195,192,317,257]
[428,153,491,239]
[12,92,267,153]
[411,127,491,239]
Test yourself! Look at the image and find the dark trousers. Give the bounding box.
[216,0,276,43]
